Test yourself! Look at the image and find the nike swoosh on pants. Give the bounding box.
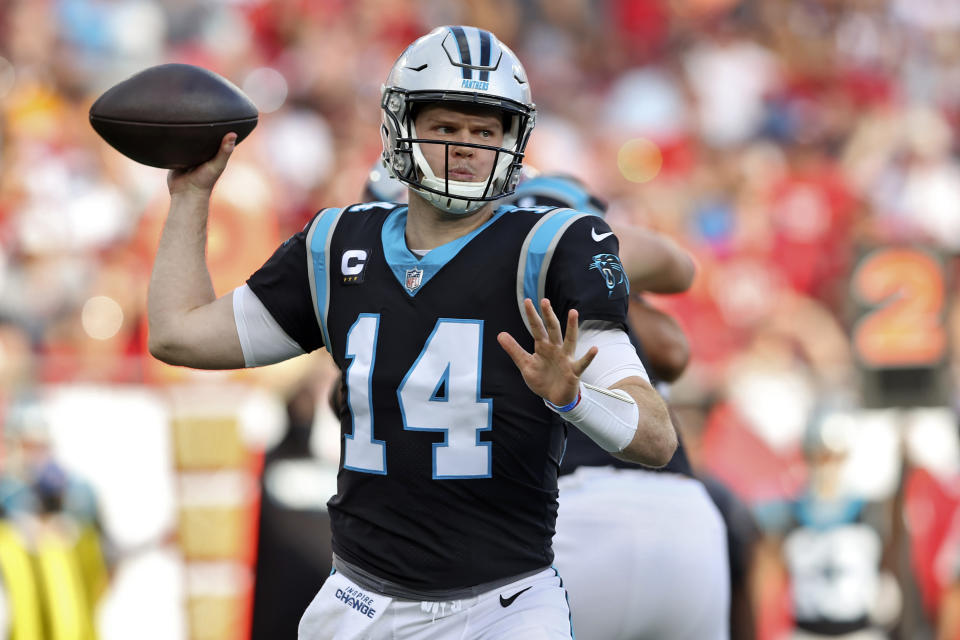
[499,586,532,607]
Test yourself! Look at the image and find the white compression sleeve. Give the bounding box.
[544,325,646,452]
[546,382,640,452]
[232,283,306,367]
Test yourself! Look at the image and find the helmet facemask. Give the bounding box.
[381,90,533,214]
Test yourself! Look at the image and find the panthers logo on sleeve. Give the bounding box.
[589,253,628,297]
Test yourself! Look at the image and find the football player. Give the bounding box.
[504,174,732,640]
[753,411,894,639]
[147,26,676,639]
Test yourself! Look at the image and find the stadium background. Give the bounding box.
[2,0,960,638]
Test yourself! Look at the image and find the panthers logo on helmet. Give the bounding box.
[589,253,627,297]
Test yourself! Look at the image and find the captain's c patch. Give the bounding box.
[342,249,369,285]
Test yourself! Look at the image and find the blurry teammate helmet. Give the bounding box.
[803,407,855,461]
[363,160,408,203]
[505,173,608,217]
[380,26,536,215]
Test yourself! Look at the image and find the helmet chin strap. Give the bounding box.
[412,185,488,215]
[415,165,493,214]
[409,186,487,216]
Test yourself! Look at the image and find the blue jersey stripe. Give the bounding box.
[516,209,589,336]
[306,207,343,351]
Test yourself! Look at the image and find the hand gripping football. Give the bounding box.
[89,63,259,169]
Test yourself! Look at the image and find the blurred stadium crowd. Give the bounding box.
[2,0,960,638]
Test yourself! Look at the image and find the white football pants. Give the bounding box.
[552,466,730,640]
[298,566,573,639]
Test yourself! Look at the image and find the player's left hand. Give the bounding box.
[497,298,598,407]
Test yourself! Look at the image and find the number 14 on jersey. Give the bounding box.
[344,315,493,479]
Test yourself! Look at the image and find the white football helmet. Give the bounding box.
[380,26,536,215]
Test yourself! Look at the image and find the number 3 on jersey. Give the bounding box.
[344,315,493,479]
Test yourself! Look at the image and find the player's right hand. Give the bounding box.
[167,132,237,197]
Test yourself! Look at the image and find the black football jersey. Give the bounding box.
[247,202,629,591]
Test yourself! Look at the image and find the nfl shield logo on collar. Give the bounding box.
[405,267,424,293]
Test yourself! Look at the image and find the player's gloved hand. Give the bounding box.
[497,298,598,407]
[167,132,237,198]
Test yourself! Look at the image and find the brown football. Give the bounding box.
[89,63,259,169]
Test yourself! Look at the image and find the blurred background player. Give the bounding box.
[507,175,763,638]
[672,392,763,640]
[251,378,335,640]
[752,407,899,640]
[504,172,732,639]
[0,398,111,640]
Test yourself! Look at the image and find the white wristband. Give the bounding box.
[544,382,639,452]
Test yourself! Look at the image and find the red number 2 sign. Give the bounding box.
[852,247,948,368]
